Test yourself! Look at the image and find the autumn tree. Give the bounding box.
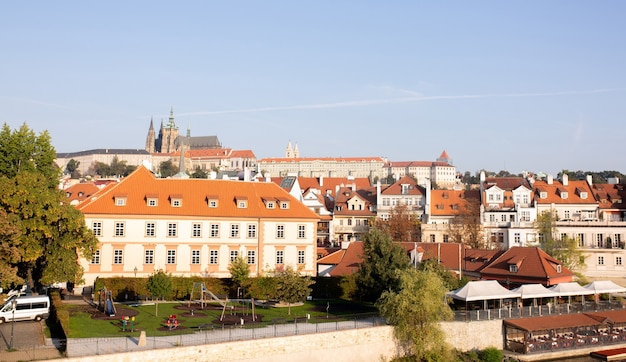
[535,210,585,270]
[375,203,421,242]
[355,226,411,302]
[274,266,315,315]
[448,194,485,248]
[0,123,97,289]
[377,268,454,361]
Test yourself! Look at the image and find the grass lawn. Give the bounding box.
[65,299,378,338]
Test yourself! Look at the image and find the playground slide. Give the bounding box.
[106,299,115,316]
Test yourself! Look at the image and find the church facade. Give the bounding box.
[145,108,222,154]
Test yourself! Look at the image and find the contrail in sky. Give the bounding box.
[178,88,624,117]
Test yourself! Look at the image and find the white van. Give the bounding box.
[0,295,50,323]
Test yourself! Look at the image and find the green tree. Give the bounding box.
[228,256,250,289]
[159,160,178,178]
[146,269,173,316]
[0,123,58,188]
[65,159,81,179]
[418,258,461,291]
[191,166,208,179]
[0,123,97,289]
[274,266,315,315]
[377,268,454,361]
[0,209,23,289]
[247,272,278,301]
[535,210,585,270]
[355,226,410,302]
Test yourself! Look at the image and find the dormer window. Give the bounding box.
[235,196,248,208]
[267,201,275,209]
[114,195,127,206]
[280,201,289,209]
[78,192,84,197]
[206,195,219,208]
[509,264,518,273]
[561,191,568,199]
[580,191,588,199]
[540,192,547,199]
[148,198,158,207]
[556,265,562,273]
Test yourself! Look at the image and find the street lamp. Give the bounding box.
[9,299,17,350]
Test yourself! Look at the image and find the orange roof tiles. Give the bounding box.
[430,189,480,216]
[380,175,425,196]
[533,179,597,205]
[77,166,320,220]
[480,247,574,285]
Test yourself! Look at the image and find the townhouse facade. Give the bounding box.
[76,166,320,288]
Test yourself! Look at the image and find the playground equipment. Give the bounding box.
[98,288,116,316]
[189,282,233,321]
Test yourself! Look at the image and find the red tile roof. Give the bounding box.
[380,175,425,196]
[77,166,320,220]
[533,179,597,205]
[430,189,481,216]
[480,247,574,286]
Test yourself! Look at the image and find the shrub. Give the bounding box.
[479,347,503,362]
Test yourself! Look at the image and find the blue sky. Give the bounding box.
[2,2,625,176]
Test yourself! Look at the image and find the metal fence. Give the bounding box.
[62,313,385,358]
[452,300,624,322]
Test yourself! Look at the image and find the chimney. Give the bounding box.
[587,174,593,186]
[548,174,553,185]
[319,175,324,187]
[562,174,568,186]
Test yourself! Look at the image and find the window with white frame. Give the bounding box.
[276,250,284,264]
[521,211,530,222]
[146,222,156,237]
[230,224,240,238]
[576,233,585,247]
[430,234,435,242]
[147,198,158,207]
[113,249,123,264]
[489,214,495,222]
[167,223,177,237]
[144,249,154,264]
[191,250,200,265]
[192,223,202,237]
[92,222,102,236]
[167,250,176,264]
[298,225,305,238]
[247,250,256,264]
[230,250,238,262]
[247,224,256,238]
[114,222,125,237]
[514,233,521,243]
[209,250,218,264]
[171,199,181,207]
[298,250,305,264]
[597,234,604,247]
[280,201,289,209]
[564,210,570,219]
[617,256,623,266]
[598,256,605,265]
[209,199,218,208]
[91,250,100,264]
[210,224,219,238]
[443,234,449,243]
[276,225,285,238]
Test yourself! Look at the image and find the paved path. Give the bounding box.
[0,320,60,361]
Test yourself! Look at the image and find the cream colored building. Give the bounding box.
[76,166,320,288]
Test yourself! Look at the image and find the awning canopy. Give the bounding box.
[548,282,595,296]
[447,280,521,302]
[584,280,626,294]
[512,283,560,299]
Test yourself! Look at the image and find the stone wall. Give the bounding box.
[54,320,505,362]
[57,327,399,362]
